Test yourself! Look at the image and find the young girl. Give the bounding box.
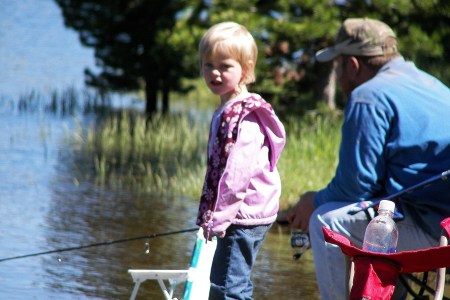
[196,22,286,299]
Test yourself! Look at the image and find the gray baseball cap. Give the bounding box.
[316,18,398,62]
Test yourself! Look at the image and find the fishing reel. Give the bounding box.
[290,230,311,260]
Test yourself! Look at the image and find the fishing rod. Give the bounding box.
[0,227,198,263]
[348,168,450,215]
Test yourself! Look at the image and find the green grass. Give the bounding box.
[10,85,342,208]
[78,106,342,208]
[278,111,341,208]
[81,111,209,196]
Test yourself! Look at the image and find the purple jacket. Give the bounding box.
[205,93,286,236]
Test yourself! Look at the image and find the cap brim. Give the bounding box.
[315,47,340,62]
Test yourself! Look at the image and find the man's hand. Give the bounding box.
[286,191,316,231]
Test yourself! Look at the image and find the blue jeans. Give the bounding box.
[209,223,272,300]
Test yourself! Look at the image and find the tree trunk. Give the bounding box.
[314,61,336,110]
[145,79,158,116]
[323,65,336,110]
[162,82,170,114]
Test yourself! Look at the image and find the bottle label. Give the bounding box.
[364,244,396,253]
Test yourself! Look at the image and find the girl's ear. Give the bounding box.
[241,60,255,83]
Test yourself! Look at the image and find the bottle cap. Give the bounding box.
[379,200,395,212]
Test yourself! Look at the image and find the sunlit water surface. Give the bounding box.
[0,110,319,299]
[0,0,320,299]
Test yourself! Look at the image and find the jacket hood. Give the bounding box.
[253,105,286,171]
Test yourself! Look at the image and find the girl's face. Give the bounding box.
[201,51,246,103]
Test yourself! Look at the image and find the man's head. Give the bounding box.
[316,18,400,98]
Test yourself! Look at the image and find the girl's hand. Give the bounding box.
[201,224,225,240]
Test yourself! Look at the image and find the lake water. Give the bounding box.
[0,0,97,97]
[0,1,320,299]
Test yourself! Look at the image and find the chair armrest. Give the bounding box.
[128,269,189,282]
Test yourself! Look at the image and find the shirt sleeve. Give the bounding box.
[210,112,265,233]
[314,93,392,207]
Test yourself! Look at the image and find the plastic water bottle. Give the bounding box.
[362,200,398,253]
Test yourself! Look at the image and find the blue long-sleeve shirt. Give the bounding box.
[314,56,450,238]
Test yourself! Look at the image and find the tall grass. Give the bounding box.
[80,108,342,208]
[83,112,209,197]
[11,86,342,207]
[278,111,341,209]
[16,86,113,116]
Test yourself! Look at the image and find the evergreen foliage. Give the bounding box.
[55,0,449,116]
[55,0,199,115]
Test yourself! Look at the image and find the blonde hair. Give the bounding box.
[199,22,257,84]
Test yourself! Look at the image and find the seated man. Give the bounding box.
[287,18,450,300]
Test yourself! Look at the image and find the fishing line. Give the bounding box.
[0,227,198,263]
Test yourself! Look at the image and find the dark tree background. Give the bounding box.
[55,0,200,115]
[55,0,450,116]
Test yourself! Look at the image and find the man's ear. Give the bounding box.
[347,56,361,80]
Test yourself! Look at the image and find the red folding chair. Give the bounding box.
[323,217,450,300]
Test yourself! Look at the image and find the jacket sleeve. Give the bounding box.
[314,92,391,207]
[210,113,265,234]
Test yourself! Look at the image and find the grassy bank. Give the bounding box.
[9,86,341,208]
[84,112,209,197]
[279,112,341,208]
[79,108,341,209]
